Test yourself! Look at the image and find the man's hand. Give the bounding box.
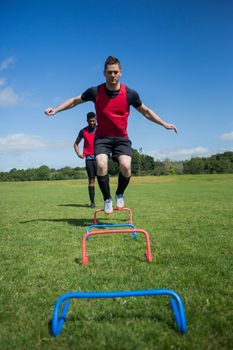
[78,154,84,159]
[164,123,178,133]
[44,108,56,116]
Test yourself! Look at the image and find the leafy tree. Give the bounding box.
[108,159,119,176]
[0,151,232,181]
[183,157,205,174]
[35,165,50,180]
[140,154,154,175]
[131,149,140,175]
[154,161,166,176]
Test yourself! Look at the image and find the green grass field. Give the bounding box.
[0,174,233,350]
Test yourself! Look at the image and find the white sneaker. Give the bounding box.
[104,198,113,214]
[115,194,124,209]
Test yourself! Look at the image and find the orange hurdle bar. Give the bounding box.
[93,207,133,225]
[82,228,152,265]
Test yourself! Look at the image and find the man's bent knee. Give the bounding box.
[120,167,131,177]
[118,155,131,177]
[96,154,108,176]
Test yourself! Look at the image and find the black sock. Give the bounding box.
[97,174,111,200]
[88,186,95,203]
[116,172,131,195]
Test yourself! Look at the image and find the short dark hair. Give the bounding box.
[87,112,96,120]
[104,56,121,70]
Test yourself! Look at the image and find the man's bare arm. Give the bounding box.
[74,136,84,159]
[136,103,178,133]
[44,95,84,116]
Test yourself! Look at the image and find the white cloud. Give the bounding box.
[220,131,233,141]
[0,56,41,108]
[0,56,21,107]
[0,133,48,153]
[0,78,6,86]
[0,57,14,71]
[147,147,209,161]
[0,86,19,106]
[0,134,76,171]
[0,133,72,156]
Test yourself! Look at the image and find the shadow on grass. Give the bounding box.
[74,249,150,266]
[20,216,129,229]
[48,305,177,337]
[20,217,93,227]
[48,319,53,336]
[58,203,90,208]
[69,309,168,324]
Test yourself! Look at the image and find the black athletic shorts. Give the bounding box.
[94,136,132,158]
[85,159,97,179]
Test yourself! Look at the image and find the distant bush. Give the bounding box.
[0,151,232,181]
[183,152,233,174]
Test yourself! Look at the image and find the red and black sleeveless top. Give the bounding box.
[95,83,130,138]
[82,126,95,156]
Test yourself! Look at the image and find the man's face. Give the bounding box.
[104,63,121,86]
[87,117,96,127]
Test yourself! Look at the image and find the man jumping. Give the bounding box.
[45,56,177,214]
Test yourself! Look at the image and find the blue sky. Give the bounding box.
[0,0,233,171]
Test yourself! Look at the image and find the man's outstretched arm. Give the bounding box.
[44,95,84,116]
[74,136,84,159]
[136,103,178,133]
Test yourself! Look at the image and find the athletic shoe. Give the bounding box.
[90,202,95,208]
[104,198,113,214]
[115,194,124,209]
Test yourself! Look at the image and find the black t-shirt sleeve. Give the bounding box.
[126,86,142,108]
[81,86,98,103]
[77,129,84,139]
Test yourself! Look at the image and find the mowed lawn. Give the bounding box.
[0,174,233,350]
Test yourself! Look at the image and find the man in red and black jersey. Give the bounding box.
[45,56,177,214]
[74,112,97,208]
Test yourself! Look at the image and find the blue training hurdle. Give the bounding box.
[86,223,137,239]
[51,289,187,337]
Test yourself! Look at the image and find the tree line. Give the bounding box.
[0,150,233,182]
